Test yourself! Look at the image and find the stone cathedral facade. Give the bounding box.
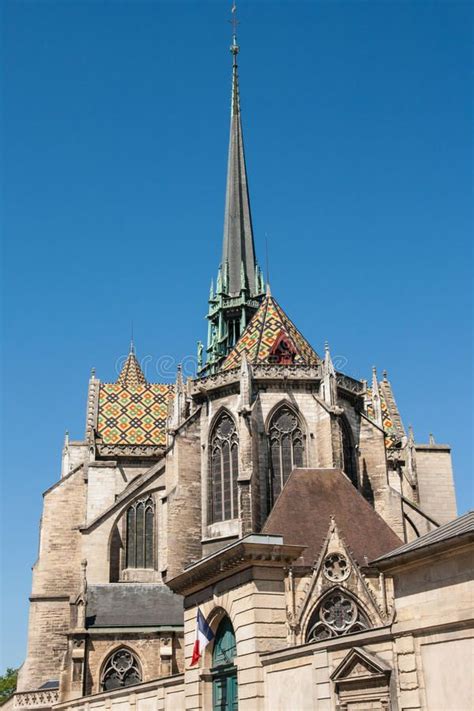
[9,23,472,711]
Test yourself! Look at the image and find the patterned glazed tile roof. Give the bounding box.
[97,382,173,446]
[366,379,405,450]
[222,295,320,370]
[366,386,397,448]
[97,351,173,447]
[117,350,147,387]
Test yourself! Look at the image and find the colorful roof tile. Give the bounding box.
[222,295,320,370]
[116,349,147,387]
[97,382,173,447]
[366,379,405,449]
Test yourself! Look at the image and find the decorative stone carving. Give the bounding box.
[14,690,60,707]
[323,552,351,582]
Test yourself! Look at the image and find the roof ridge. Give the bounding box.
[254,294,271,362]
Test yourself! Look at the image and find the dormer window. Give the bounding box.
[268,331,297,365]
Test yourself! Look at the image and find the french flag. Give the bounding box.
[191,608,214,666]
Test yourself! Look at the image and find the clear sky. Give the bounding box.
[1,0,472,669]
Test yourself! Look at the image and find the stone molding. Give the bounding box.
[167,535,305,596]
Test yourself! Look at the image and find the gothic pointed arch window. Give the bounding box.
[305,588,370,643]
[126,496,155,569]
[209,412,239,523]
[101,648,142,690]
[268,405,304,509]
[339,416,358,488]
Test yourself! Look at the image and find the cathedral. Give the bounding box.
[8,15,472,711]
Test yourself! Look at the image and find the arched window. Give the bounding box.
[212,616,237,711]
[209,413,239,523]
[268,405,304,508]
[305,589,370,643]
[339,417,357,487]
[126,496,154,569]
[101,648,142,690]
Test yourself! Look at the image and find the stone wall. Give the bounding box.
[415,444,457,525]
[165,416,202,580]
[17,465,87,691]
[54,675,185,711]
[183,564,288,711]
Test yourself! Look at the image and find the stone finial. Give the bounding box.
[322,341,337,406]
[371,367,383,427]
[383,369,388,382]
[197,341,203,371]
[429,432,435,445]
[90,367,96,379]
[80,559,88,595]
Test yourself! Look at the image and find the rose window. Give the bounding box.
[306,590,370,642]
[323,553,350,582]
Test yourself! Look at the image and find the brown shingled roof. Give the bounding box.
[262,468,402,567]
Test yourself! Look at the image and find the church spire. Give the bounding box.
[200,4,264,376]
[116,342,147,387]
[222,3,257,296]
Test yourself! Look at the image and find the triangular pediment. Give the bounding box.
[222,295,320,370]
[331,647,391,682]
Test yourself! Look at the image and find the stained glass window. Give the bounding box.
[268,406,304,509]
[101,648,142,691]
[126,496,154,569]
[209,413,239,523]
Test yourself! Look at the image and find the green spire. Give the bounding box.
[199,8,264,376]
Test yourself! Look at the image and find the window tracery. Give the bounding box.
[209,413,239,523]
[306,590,370,642]
[268,406,304,508]
[323,553,350,582]
[126,496,154,569]
[101,648,142,691]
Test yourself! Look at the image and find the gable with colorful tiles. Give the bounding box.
[222,295,320,370]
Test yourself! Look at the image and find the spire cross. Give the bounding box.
[229,2,239,62]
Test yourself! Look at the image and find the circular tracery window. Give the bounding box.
[323,553,350,582]
[305,589,370,642]
[216,414,235,439]
[320,592,357,631]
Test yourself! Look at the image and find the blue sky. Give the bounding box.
[1,0,472,669]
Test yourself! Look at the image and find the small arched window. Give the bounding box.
[126,496,154,569]
[268,405,304,509]
[339,417,357,487]
[306,589,370,643]
[209,413,239,523]
[101,648,142,690]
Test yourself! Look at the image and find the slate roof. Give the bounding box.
[85,584,183,628]
[221,48,258,296]
[222,295,320,371]
[373,510,474,564]
[262,468,402,567]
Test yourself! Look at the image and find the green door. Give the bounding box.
[212,617,238,711]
